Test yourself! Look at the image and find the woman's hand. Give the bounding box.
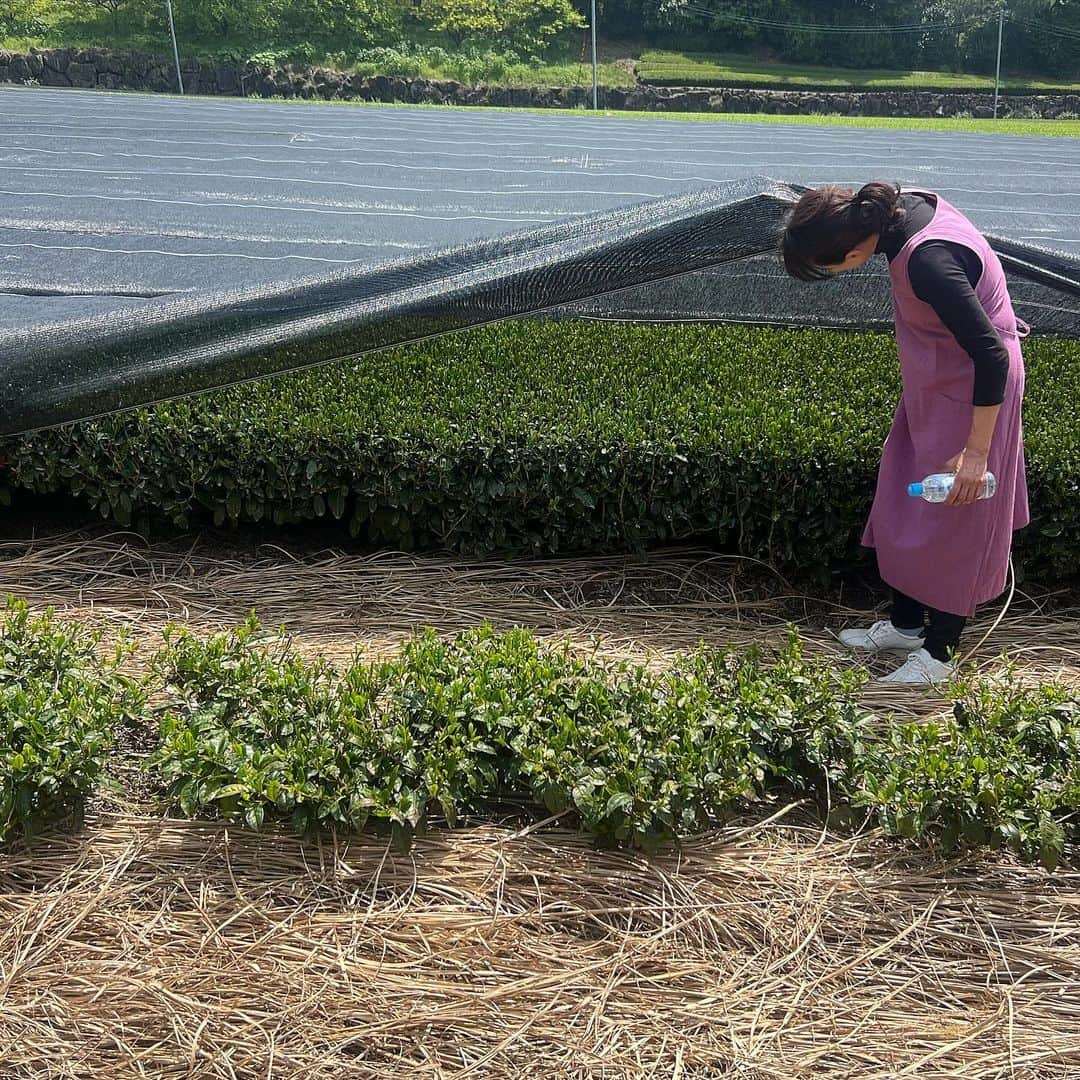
[943,448,989,506]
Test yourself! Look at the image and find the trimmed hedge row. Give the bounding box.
[2,323,1078,582]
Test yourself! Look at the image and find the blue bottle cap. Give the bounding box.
[908,483,923,497]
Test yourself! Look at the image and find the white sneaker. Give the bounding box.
[877,648,957,685]
[838,619,925,654]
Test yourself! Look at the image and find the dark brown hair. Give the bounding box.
[780,182,904,281]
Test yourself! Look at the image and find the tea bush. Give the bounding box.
[378,626,871,846]
[8,604,1080,868]
[152,619,531,839]
[150,618,345,832]
[150,619,1080,866]
[152,618,1080,868]
[3,324,1076,586]
[151,620,872,849]
[148,619,1080,866]
[0,598,145,841]
[508,632,873,846]
[853,669,1080,869]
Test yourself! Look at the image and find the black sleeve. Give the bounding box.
[907,240,1010,407]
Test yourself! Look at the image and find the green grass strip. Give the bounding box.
[637,49,1080,94]
[42,85,1080,137]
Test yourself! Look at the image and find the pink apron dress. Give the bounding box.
[861,191,1029,618]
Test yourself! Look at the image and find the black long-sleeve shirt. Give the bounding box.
[876,192,1009,406]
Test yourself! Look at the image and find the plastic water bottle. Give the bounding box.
[908,472,996,503]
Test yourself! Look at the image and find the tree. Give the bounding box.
[166,0,278,42]
[70,0,129,35]
[420,0,500,45]
[418,0,585,56]
[277,0,406,48]
[925,0,1080,77]
[0,0,51,36]
[594,0,1079,75]
[500,0,585,56]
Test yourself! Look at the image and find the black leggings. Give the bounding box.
[890,589,967,663]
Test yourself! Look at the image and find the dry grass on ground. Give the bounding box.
[4,815,1080,1078]
[2,528,1079,1078]
[0,529,1077,716]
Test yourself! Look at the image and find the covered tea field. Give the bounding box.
[2,88,1080,1079]
[3,84,1080,328]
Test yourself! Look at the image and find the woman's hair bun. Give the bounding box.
[853,181,902,233]
[779,180,907,281]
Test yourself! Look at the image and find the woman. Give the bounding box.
[781,182,1028,685]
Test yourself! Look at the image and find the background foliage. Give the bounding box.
[601,0,1080,77]
[3,0,1078,77]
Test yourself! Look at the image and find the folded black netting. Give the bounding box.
[1,178,798,437]
[558,233,1080,334]
[3,176,1080,438]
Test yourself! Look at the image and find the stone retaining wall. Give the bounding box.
[3,47,1078,119]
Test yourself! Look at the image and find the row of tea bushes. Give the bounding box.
[148,619,1080,869]
[150,619,869,848]
[2,324,1077,584]
[4,601,1078,869]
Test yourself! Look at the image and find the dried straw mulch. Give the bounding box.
[2,530,1078,722]
[2,528,1080,1077]
[2,813,1079,1079]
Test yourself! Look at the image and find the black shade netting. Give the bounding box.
[3,177,1079,438]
